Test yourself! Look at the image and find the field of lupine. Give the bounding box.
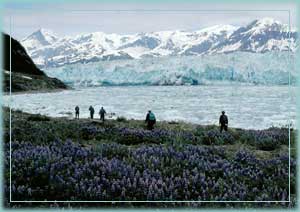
[3,108,297,208]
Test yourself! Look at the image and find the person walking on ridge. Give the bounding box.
[75,106,80,119]
[145,110,156,130]
[89,106,95,119]
[219,111,228,133]
[99,107,107,122]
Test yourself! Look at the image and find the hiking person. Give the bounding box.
[75,106,80,119]
[99,107,107,122]
[145,110,156,130]
[219,111,228,132]
[89,106,95,119]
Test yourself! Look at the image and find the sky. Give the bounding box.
[2,0,298,40]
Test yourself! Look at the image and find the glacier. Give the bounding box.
[44,52,296,87]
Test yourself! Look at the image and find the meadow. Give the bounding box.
[3,108,296,208]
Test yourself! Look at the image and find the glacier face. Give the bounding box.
[44,52,296,87]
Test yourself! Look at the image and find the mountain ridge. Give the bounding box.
[21,18,298,68]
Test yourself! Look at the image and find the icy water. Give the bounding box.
[2,85,296,130]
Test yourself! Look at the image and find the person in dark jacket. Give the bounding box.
[75,106,80,119]
[219,111,228,132]
[145,110,156,130]
[89,106,95,119]
[99,107,106,122]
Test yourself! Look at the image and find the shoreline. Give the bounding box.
[3,88,72,96]
[3,83,295,95]
[2,85,295,131]
[3,106,294,132]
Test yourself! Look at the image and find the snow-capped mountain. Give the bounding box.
[212,18,297,53]
[22,28,58,51]
[21,18,298,68]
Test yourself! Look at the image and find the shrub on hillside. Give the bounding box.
[27,114,50,122]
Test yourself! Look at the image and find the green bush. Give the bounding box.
[116,116,127,122]
[255,136,279,151]
[200,129,235,145]
[27,114,50,122]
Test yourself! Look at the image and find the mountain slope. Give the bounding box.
[22,28,58,51]
[22,18,298,68]
[3,32,45,75]
[212,18,297,53]
[2,33,68,92]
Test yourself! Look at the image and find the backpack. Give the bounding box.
[220,115,228,124]
[149,112,156,121]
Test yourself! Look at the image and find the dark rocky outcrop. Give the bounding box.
[2,32,68,92]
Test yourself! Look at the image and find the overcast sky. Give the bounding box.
[2,1,298,40]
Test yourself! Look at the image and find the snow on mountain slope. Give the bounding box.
[182,25,238,55]
[22,28,58,51]
[20,24,237,67]
[22,18,297,68]
[212,17,297,53]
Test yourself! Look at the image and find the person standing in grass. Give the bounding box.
[145,110,156,130]
[99,107,107,122]
[89,106,95,119]
[219,111,228,132]
[75,106,80,119]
